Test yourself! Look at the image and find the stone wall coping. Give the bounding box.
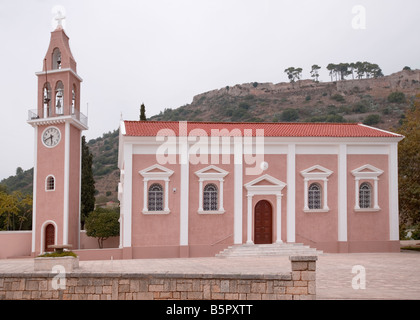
[289,256,318,262]
[0,271,292,281]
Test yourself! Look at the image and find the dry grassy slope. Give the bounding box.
[150,69,420,131]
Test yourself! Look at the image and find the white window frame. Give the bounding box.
[45,175,56,192]
[351,164,383,211]
[195,165,228,214]
[139,164,174,215]
[300,165,333,212]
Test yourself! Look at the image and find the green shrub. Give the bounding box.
[38,251,77,258]
[331,94,345,102]
[352,102,368,113]
[280,108,299,122]
[411,225,420,240]
[387,91,406,103]
[363,114,381,126]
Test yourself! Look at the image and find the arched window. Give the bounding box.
[71,85,76,114]
[359,182,372,209]
[46,175,55,191]
[52,48,62,69]
[43,83,51,118]
[203,183,218,211]
[148,183,163,211]
[308,183,322,210]
[55,81,64,115]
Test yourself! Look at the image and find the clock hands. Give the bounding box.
[43,134,54,145]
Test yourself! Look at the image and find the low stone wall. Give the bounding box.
[0,256,317,300]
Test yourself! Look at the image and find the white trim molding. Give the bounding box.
[195,165,229,214]
[351,164,384,211]
[287,143,296,243]
[244,174,287,245]
[300,165,333,212]
[139,164,174,214]
[338,144,347,242]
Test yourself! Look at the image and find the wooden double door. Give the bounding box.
[254,200,273,244]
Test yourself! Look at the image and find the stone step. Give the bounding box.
[216,243,323,257]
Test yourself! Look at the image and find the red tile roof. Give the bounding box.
[123,121,402,138]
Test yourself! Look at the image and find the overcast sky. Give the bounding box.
[0,0,419,180]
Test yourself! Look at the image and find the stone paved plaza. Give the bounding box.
[0,251,419,300]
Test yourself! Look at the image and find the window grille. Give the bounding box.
[148,183,163,211]
[308,183,321,209]
[203,183,218,211]
[359,182,371,209]
[46,176,55,191]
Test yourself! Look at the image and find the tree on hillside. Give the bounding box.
[284,67,303,83]
[81,136,95,229]
[326,63,337,81]
[310,65,321,82]
[140,103,147,121]
[396,94,420,227]
[353,61,383,79]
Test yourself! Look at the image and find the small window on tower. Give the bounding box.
[46,175,55,191]
[71,86,76,114]
[43,83,51,118]
[52,48,62,69]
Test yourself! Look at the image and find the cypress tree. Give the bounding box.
[140,103,147,120]
[81,136,95,229]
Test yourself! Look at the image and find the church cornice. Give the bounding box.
[35,68,83,82]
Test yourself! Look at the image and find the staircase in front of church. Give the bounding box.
[216,243,323,258]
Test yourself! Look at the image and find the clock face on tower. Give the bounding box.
[42,126,61,148]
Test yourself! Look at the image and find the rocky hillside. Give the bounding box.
[151,69,420,130]
[2,69,419,203]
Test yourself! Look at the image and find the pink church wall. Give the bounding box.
[131,154,180,249]
[188,158,234,251]
[79,231,119,249]
[347,154,390,248]
[295,154,338,248]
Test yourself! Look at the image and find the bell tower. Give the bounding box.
[27,15,88,255]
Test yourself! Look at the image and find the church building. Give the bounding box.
[117,120,403,258]
[0,17,404,260]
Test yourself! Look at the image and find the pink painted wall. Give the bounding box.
[0,232,32,259]
[295,154,338,245]
[131,154,180,247]
[188,158,234,247]
[35,122,67,253]
[347,154,390,242]
[79,231,119,249]
[68,124,81,249]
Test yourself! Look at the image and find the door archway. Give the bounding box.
[254,200,273,244]
[44,223,55,252]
